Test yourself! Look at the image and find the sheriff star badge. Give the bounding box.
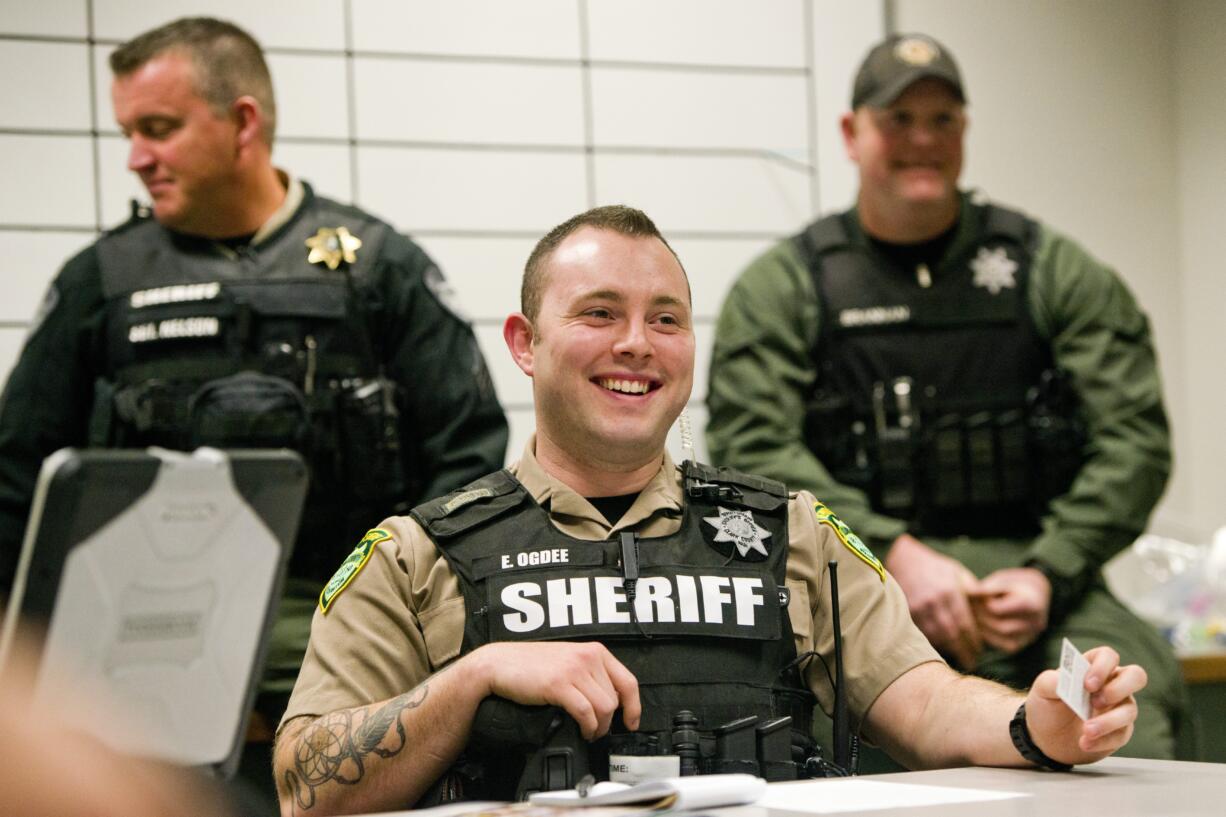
[970,246,1018,295]
[306,226,362,270]
[704,506,772,558]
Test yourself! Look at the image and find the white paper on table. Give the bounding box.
[530,773,766,810]
[756,779,1028,813]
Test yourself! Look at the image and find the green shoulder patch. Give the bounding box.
[319,528,391,614]
[813,501,885,582]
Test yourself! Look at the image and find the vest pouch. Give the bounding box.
[804,391,874,494]
[422,698,572,804]
[188,371,311,452]
[110,378,200,448]
[338,376,408,507]
[876,425,915,513]
[513,709,595,798]
[994,408,1030,505]
[88,377,117,447]
[924,413,966,509]
[914,405,1045,538]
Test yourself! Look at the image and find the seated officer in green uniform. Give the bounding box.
[707,33,1186,758]
[273,205,1149,815]
[0,17,508,728]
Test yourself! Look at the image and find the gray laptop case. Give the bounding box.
[0,447,307,778]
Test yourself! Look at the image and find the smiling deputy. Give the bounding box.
[273,205,1150,816]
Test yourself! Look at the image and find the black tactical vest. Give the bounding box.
[91,188,408,579]
[411,461,818,799]
[795,203,1085,537]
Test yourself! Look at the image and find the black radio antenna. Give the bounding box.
[829,560,851,772]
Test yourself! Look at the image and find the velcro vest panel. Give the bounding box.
[412,463,812,737]
[93,194,401,580]
[96,193,389,401]
[799,204,1048,411]
[794,204,1072,536]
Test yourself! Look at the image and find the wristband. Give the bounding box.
[1009,703,1073,771]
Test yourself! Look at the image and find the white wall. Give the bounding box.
[1172,0,1226,543]
[0,0,881,467]
[4,1,1217,541]
[893,0,1223,543]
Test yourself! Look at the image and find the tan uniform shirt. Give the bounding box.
[282,444,940,731]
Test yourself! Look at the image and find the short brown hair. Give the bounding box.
[109,17,277,144]
[521,205,689,321]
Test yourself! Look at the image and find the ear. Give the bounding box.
[232,96,265,150]
[840,111,859,162]
[503,313,536,376]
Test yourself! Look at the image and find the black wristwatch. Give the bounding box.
[1009,702,1073,771]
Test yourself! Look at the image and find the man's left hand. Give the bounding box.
[969,567,1051,654]
[1023,645,1147,764]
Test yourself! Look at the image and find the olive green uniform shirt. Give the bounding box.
[281,441,941,732]
[706,196,1188,759]
[706,194,1172,585]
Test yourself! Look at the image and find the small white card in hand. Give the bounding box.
[1057,637,1092,720]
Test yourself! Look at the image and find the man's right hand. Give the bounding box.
[885,533,983,670]
[469,641,641,740]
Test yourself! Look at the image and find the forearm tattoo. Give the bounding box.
[284,683,428,811]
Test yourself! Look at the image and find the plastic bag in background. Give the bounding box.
[1103,527,1226,653]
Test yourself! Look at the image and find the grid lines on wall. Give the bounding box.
[0,0,841,462]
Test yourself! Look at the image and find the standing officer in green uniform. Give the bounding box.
[272,205,1148,815]
[707,33,1186,758]
[0,18,508,729]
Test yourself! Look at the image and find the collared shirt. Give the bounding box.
[208,170,302,258]
[281,440,940,732]
[251,171,303,245]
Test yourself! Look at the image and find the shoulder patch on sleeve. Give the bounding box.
[423,264,470,323]
[319,528,392,614]
[24,283,61,343]
[813,501,884,582]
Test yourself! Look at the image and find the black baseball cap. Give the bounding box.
[851,33,966,109]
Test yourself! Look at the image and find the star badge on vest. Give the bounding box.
[813,501,885,582]
[306,225,362,270]
[703,506,771,561]
[970,246,1018,295]
[319,527,390,614]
